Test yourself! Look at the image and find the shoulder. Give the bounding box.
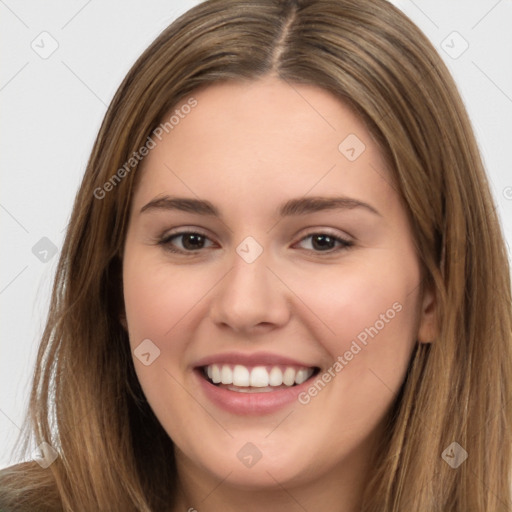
[0,461,62,512]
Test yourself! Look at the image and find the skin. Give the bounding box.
[122,76,437,511]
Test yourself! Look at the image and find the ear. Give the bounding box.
[416,281,437,344]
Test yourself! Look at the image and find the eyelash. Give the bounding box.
[157,229,354,256]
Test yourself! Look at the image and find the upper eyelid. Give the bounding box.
[160,226,352,240]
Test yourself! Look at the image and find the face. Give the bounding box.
[122,77,435,493]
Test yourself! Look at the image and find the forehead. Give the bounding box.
[132,77,395,215]
[165,77,375,157]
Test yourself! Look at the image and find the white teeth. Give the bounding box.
[295,368,313,385]
[250,366,269,387]
[211,364,221,384]
[269,367,283,386]
[283,367,296,386]
[221,365,233,385]
[204,364,315,388]
[232,365,250,386]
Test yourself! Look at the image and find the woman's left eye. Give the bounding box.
[158,231,353,255]
[294,232,353,253]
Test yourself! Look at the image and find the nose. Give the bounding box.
[208,245,292,335]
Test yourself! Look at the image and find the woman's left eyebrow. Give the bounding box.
[140,194,382,219]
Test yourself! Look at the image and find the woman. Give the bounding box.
[1,0,511,510]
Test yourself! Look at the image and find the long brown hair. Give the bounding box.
[1,0,511,510]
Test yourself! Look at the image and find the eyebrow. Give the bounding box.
[140,195,381,218]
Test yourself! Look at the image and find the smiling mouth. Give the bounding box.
[200,363,320,393]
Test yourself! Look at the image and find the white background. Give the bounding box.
[1,0,511,468]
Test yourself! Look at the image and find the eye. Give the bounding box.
[294,231,353,253]
[158,230,214,254]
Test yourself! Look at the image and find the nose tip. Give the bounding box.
[208,244,291,334]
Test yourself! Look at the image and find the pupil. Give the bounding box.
[183,234,204,250]
[312,234,334,251]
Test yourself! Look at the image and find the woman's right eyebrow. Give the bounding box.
[139,195,381,219]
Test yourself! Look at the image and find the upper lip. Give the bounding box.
[193,351,317,368]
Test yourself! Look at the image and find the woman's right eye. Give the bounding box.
[158,231,215,254]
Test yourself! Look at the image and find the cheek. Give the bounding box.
[289,252,420,412]
[293,255,418,346]
[123,255,213,345]
[122,253,212,431]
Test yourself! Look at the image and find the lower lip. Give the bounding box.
[194,369,315,415]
